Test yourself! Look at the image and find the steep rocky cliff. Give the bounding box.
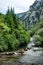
[17,0,43,28]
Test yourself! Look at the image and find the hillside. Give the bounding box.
[16,12,26,18]
[17,0,43,28]
[32,17,43,47]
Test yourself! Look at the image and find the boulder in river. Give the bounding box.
[24,48,28,51]
[32,47,43,51]
[5,52,14,55]
[18,49,24,54]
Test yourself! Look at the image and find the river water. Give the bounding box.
[0,38,43,65]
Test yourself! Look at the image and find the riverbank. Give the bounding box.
[0,37,43,65]
[0,46,43,65]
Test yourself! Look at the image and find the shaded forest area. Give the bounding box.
[0,8,30,52]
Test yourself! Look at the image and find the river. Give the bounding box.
[0,38,43,65]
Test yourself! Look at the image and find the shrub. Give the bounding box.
[36,28,43,36]
[33,35,41,46]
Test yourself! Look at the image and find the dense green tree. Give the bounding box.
[0,8,30,51]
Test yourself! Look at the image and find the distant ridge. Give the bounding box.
[16,0,43,28]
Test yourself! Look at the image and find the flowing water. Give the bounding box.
[0,38,43,65]
[18,37,43,65]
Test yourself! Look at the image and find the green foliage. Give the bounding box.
[33,35,41,46]
[36,28,43,36]
[33,17,43,47]
[36,28,43,43]
[0,8,30,51]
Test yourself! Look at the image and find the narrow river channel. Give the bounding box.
[0,38,43,65]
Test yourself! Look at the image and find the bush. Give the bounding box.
[35,28,43,46]
[36,28,43,36]
[33,35,41,46]
[32,17,43,47]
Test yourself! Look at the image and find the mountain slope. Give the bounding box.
[17,0,43,28]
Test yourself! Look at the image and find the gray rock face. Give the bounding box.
[17,0,43,28]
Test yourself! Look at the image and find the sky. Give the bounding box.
[0,0,35,14]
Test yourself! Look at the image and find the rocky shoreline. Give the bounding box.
[0,39,43,65]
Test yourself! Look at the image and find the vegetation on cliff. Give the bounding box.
[31,17,43,46]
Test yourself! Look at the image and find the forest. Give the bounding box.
[0,7,43,52]
[0,8,30,52]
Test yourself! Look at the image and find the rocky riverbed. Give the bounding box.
[0,38,43,65]
[0,46,43,65]
[0,48,43,65]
